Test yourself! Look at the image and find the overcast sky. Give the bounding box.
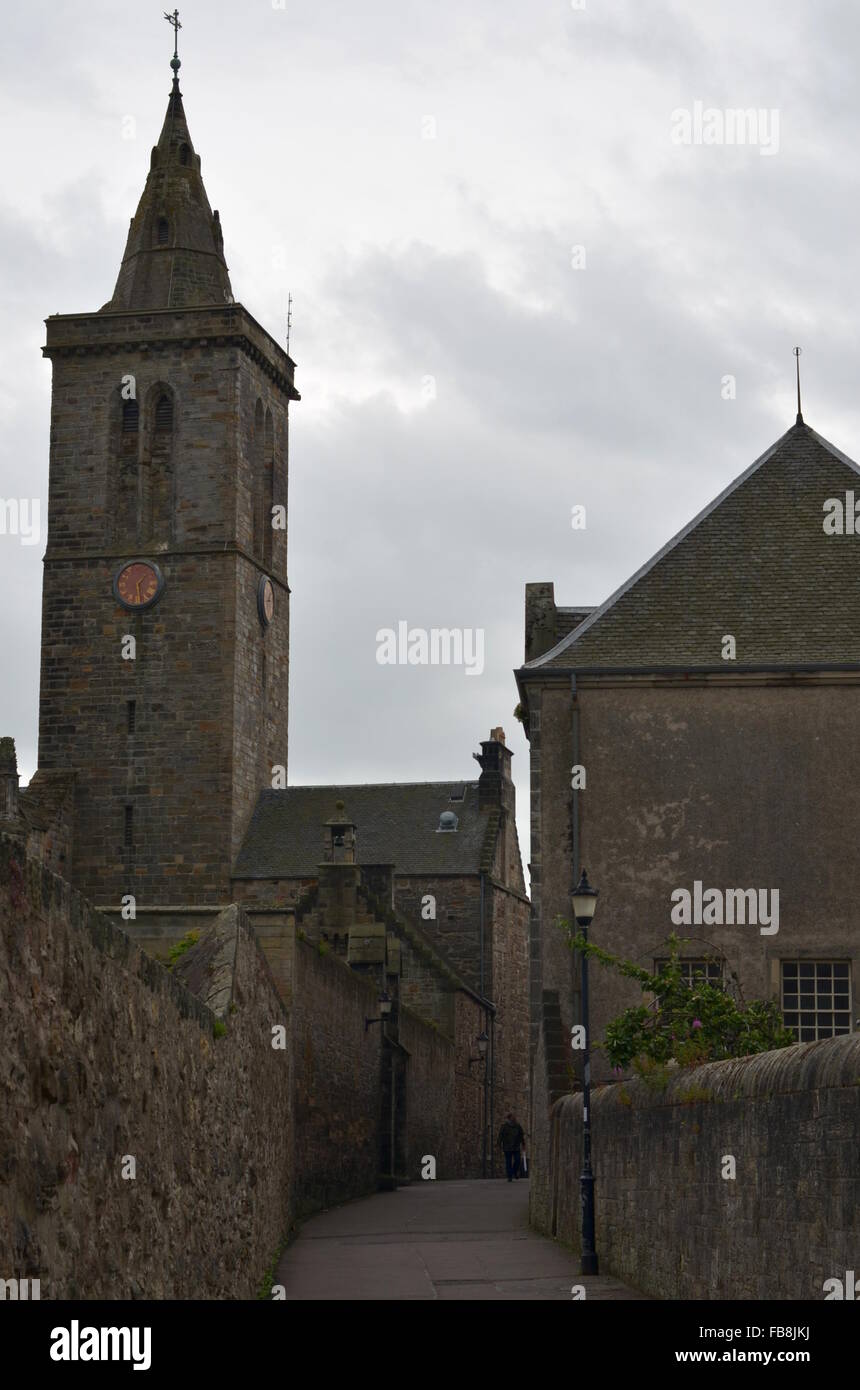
[3,0,860,874]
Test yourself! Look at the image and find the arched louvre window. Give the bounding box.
[115,390,139,545]
[157,217,169,246]
[252,398,265,559]
[179,143,190,165]
[154,394,173,433]
[263,409,274,568]
[145,387,175,544]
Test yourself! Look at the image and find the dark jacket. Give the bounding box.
[498,1120,525,1153]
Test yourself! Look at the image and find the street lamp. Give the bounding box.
[365,990,392,1032]
[468,1030,489,1067]
[572,868,599,1276]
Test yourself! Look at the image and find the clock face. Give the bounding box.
[258,575,275,626]
[113,560,164,611]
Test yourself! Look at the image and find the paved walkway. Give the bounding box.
[275,1179,648,1300]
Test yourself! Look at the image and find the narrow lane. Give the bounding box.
[275,1179,649,1300]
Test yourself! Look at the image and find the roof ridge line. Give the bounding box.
[804,425,860,478]
[524,422,804,670]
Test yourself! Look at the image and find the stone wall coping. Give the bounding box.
[0,831,287,1035]
[295,932,380,999]
[553,1034,860,1120]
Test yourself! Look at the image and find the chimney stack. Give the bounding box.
[524,582,557,662]
[474,727,514,814]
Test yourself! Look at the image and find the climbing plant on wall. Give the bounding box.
[559,924,795,1069]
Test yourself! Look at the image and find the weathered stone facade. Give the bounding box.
[0,834,293,1300]
[290,938,384,1216]
[0,738,74,879]
[0,829,497,1296]
[231,732,530,1166]
[37,75,296,912]
[517,421,860,1238]
[240,843,500,1177]
[39,300,294,908]
[0,61,533,1307]
[531,1034,860,1300]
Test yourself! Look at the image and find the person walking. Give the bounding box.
[498,1113,525,1181]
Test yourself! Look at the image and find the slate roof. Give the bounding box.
[555,607,595,643]
[522,423,860,672]
[233,781,497,879]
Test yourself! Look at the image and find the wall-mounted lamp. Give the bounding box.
[468,1030,489,1067]
[365,990,393,1032]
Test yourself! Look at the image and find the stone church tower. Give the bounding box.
[38,60,298,909]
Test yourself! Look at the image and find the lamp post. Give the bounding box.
[572,868,599,1276]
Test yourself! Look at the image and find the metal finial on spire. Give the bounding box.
[793,345,803,425]
[164,9,182,83]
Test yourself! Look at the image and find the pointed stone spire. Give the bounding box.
[101,65,233,312]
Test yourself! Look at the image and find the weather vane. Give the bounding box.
[793,346,803,425]
[164,9,182,81]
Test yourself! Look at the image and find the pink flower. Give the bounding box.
[692,1018,702,1029]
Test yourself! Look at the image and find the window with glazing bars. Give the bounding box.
[655,958,724,988]
[781,961,852,1041]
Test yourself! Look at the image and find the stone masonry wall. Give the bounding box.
[489,881,530,1129]
[396,992,488,1181]
[532,680,860,1090]
[0,824,506,1301]
[397,1008,455,1180]
[291,939,382,1218]
[0,833,293,1300]
[290,943,490,1200]
[395,875,483,988]
[40,306,292,909]
[528,1009,553,1230]
[531,1034,860,1300]
[451,992,489,1178]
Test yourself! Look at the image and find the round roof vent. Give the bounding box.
[438,810,459,832]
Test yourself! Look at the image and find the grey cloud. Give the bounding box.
[4,0,860,869]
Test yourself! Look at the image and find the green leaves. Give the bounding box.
[559,921,794,1069]
[167,928,199,969]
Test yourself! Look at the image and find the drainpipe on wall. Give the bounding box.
[480,869,487,1175]
[390,1048,396,1181]
[489,1011,496,1178]
[571,674,581,1052]
[479,869,485,996]
[481,1003,489,1178]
